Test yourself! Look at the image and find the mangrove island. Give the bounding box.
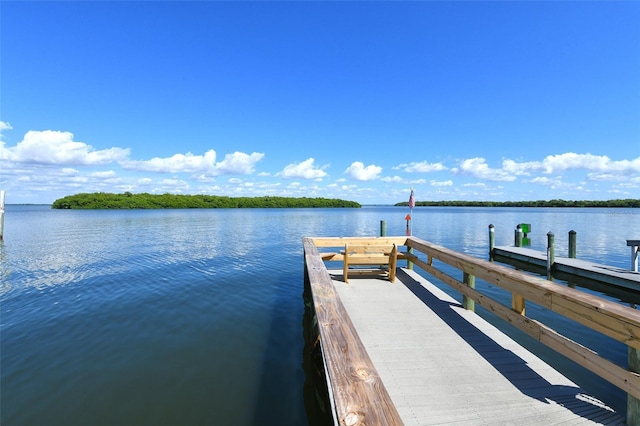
[52,192,362,209]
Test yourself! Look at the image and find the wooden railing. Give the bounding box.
[303,237,403,425]
[304,235,640,424]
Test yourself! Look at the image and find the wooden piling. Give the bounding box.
[629,240,640,273]
[488,224,495,260]
[514,224,523,247]
[569,230,577,259]
[380,220,387,237]
[547,232,555,280]
[0,190,5,240]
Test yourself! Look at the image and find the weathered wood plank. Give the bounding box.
[312,236,408,248]
[302,237,403,425]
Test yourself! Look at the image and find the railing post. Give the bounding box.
[514,224,523,247]
[629,347,640,426]
[488,224,495,261]
[512,294,525,316]
[547,232,555,280]
[568,230,577,259]
[462,272,475,312]
[380,220,386,237]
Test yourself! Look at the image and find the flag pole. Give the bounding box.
[406,187,414,236]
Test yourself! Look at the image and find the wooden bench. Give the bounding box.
[341,243,399,283]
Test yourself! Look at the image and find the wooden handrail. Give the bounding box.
[405,235,640,399]
[302,237,403,425]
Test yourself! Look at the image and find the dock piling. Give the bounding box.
[515,224,523,247]
[547,232,555,280]
[488,224,495,260]
[629,240,640,272]
[380,220,386,237]
[569,230,577,259]
[0,190,5,240]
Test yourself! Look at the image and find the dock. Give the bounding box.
[303,236,640,425]
[331,267,623,425]
[492,245,640,292]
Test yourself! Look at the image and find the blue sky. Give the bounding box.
[1,1,639,205]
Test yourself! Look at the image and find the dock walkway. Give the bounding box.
[328,267,624,425]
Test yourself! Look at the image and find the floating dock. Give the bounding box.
[331,267,623,425]
[492,245,640,292]
[303,236,640,425]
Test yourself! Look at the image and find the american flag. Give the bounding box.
[408,188,415,209]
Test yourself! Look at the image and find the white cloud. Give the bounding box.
[121,150,264,175]
[215,151,264,175]
[530,176,559,186]
[91,170,118,179]
[345,161,382,181]
[0,130,130,165]
[454,154,640,187]
[279,158,328,179]
[396,161,447,173]
[503,153,640,175]
[122,150,217,173]
[61,168,79,176]
[0,121,12,136]
[430,180,453,187]
[453,157,516,181]
[381,175,404,183]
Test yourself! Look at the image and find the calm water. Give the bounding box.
[1,205,638,424]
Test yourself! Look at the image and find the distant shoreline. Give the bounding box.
[7,199,639,209]
[395,199,639,208]
[50,192,362,209]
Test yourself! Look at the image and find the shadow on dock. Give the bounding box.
[398,268,622,423]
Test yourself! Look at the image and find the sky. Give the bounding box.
[1,1,639,205]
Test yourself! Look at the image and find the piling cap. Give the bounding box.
[405,214,411,220]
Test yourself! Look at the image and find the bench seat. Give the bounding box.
[341,243,398,283]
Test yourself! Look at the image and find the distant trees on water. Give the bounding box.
[395,199,640,208]
[51,192,361,209]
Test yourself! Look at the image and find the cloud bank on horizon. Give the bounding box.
[1,122,638,204]
[1,1,638,204]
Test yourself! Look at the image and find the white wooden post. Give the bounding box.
[0,190,5,240]
[628,240,640,272]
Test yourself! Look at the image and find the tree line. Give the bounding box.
[51,192,361,209]
[395,199,640,208]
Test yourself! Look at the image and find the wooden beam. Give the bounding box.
[302,237,403,425]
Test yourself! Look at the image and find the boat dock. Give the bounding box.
[491,245,640,292]
[303,236,640,425]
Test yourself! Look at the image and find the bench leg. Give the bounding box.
[388,245,398,283]
[343,256,349,283]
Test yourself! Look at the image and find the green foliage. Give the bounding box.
[395,199,640,208]
[51,192,361,209]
